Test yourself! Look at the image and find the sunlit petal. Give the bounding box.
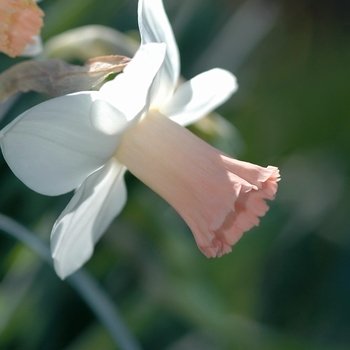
[161,68,238,126]
[89,99,129,135]
[138,0,180,106]
[100,42,166,125]
[51,158,127,279]
[0,92,120,196]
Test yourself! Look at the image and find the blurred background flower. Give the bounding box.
[0,0,44,57]
[0,0,349,349]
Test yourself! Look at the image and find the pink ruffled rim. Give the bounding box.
[199,166,280,258]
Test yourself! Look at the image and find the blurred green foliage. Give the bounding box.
[1,0,350,349]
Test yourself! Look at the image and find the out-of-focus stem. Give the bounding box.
[0,213,142,350]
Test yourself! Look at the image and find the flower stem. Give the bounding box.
[0,213,142,350]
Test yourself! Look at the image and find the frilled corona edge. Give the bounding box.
[0,0,44,57]
[201,164,280,258]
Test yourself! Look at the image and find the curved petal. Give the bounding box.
[0,92,120,196]
[51,158,127,279]
[138,0,180,107]
[161,68,238,126]
[100,42,166,125]
[89,99,129,135]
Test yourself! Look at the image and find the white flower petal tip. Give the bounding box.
[138,0,180,106]
[0,0,44,58]
[51,159,127,279]
[209,68,238,95]
[162,68,238,126]
[115,112,280,259]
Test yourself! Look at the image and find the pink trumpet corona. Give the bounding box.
[115,111,280,258]
[0,0,44,57]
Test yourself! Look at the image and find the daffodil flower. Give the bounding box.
[0,0,279,279]
[0,0,44,57]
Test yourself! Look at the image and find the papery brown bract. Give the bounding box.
[0,56,130,102]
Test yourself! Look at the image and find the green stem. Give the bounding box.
[0,213,142,350]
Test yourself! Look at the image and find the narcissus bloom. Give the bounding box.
[0,0,44,57]
[0,0,279,279]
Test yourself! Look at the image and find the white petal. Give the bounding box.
[22,35,42,57]
[138,0,180,107]
[161,69,238,126]
[0,92,120,196]
[100,43,166,125]
[89,99,129,135]
[51,158,127,279]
